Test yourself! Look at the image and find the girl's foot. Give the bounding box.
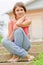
[25,54,35,61]
[7,55,19,62]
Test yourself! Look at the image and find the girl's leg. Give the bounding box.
[2,29,28,58]
[13,28,23,48]
[22,29,31,51]
[15,27,31,51]
[13,28,33,60]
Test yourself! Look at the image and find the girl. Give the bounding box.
[2,2,34,62]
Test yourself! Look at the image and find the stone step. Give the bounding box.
[0,52,36,63]
[0,61,34,65]
[29,45,43,53]
[29,44,43,56]
[0,54,12,62]
[0,47,13,62]
[31,41,43,45]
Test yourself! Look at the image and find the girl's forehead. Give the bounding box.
[15,6,24,10]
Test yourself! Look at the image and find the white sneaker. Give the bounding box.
[28,55,35,61]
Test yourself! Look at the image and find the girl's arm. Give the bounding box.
[16,16,31,27]
[8,22,14,41]
[16,15,26,25]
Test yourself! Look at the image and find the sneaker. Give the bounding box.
[28,55,35,61]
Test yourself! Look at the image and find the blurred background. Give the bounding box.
[0,0,43,42]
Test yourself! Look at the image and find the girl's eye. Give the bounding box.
[16,8,24,12]
[16,10,19,12]
[21,8,24,11]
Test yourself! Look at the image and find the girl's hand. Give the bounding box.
[16,14,27,25]
[13,24,19,31]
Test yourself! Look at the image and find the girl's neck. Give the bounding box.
[16,17,21,20]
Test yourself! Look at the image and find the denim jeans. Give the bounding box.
[2,27,31,58]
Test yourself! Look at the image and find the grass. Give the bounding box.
[42,38,43,40]
[0,36,2,43]
[32,53,43,65]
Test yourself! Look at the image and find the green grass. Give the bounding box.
[32,53,43,65]
[40,37,43,40]
[0,36,2,43]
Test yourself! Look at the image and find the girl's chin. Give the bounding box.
[19,15,23,18]
[16,15,24,19]
[17,16,22,19]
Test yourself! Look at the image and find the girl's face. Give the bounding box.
[15,6,25,19]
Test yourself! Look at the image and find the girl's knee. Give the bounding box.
[2,37,8,46]
[14,28,23,43]
[14,28,23,37]
[14,28,23,33]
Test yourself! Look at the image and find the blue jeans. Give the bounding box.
[2,28,31,58]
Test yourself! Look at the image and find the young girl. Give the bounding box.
[2,2,34,62]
